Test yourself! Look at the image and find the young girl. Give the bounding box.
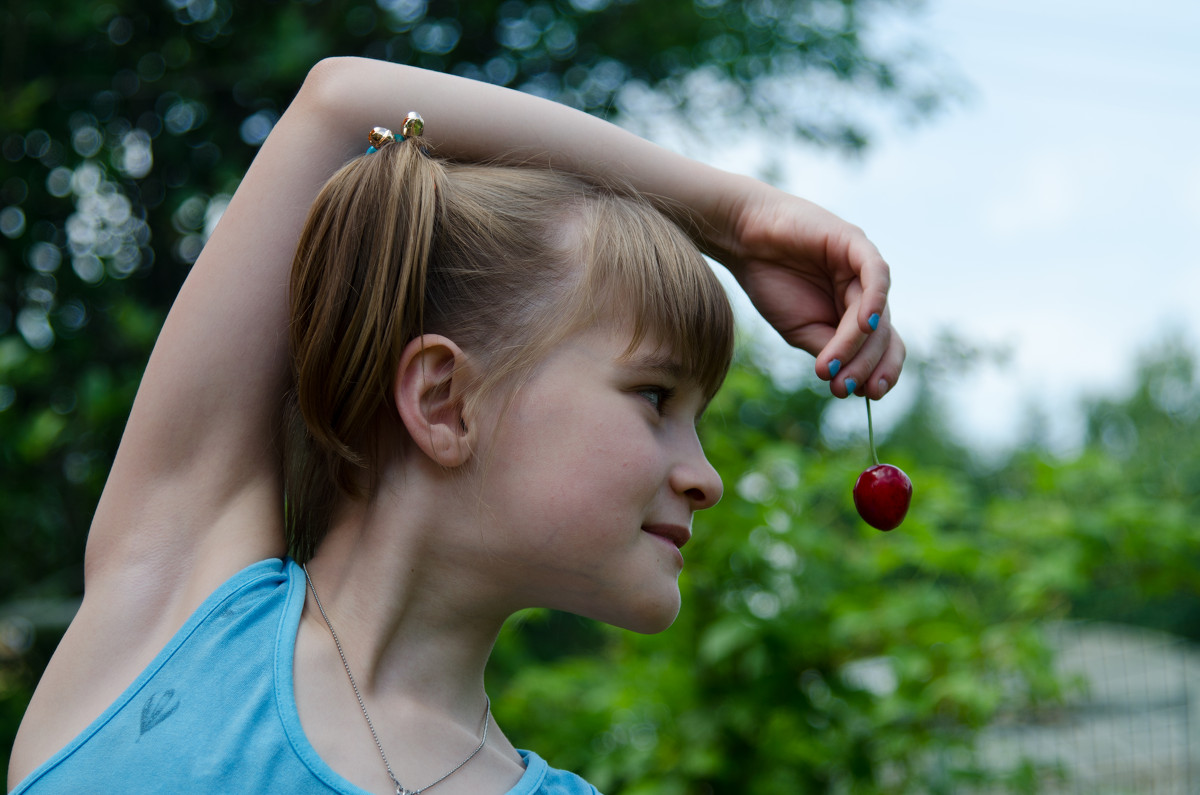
[8,57,903,794]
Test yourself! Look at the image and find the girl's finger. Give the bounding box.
[863,331,906,400]
[833,310,891,398]
[846,231,891,335]
[815,283,869,388]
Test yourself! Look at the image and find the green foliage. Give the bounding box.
[1049,335,1200,635]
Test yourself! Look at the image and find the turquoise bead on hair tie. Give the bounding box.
[366,146,378,155]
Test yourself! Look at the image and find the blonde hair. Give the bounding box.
[285,141,734,561]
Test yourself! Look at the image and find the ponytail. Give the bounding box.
[286,142,441,560]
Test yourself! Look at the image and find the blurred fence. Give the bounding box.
[981,622,1199,794]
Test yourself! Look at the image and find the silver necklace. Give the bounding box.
[302,564,491,795]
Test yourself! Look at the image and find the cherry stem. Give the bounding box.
[866,397,879,466]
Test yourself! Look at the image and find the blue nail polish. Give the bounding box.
[868,313,880,331]
[828,359,841,378]
[845,379,857,395]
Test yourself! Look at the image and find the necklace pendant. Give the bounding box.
[396,788,418,795]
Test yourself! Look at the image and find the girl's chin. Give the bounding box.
[586,592,682,636]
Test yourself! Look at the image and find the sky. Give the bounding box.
[700,0,1200,456]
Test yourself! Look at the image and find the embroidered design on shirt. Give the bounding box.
[140,689,181,736]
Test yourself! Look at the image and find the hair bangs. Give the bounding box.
[579,196,735,400]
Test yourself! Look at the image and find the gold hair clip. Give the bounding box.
[400,111,424,139]
[366,112,424,154]
[366,126,394,153]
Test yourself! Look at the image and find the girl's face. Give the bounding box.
[469,320,723,634]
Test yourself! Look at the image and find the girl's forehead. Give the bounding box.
[558,321,689,378]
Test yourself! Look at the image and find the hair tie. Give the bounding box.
[365,112,424,154]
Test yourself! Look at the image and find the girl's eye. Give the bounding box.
[637,386,674,414]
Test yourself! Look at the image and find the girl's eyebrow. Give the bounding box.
[622,349,683,378]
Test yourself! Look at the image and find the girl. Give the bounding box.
[8,57,903,793]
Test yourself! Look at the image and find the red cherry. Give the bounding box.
[853,463,912,531]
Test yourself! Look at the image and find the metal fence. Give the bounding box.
[980,622,1199,794]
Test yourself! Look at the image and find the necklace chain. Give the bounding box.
[302,564,491,795]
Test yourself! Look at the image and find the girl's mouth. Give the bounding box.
[642,523,691,549]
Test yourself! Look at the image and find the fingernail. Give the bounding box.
[845,378,857,396]
[828,359,841,378]
[877,378,889,394]
[868,313,880,331]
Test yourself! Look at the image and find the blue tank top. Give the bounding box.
[12,558,601,794]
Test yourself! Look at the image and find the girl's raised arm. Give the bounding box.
[305,59,903,396]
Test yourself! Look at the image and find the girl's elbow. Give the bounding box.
[299,57,358,108]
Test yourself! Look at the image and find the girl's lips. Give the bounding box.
[642,523,691,549]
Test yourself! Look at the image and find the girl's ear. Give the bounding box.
[394,334,474,467]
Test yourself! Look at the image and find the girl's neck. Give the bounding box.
[292,487,529,793]
[299,487,508,713]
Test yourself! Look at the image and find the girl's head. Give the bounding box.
[285,136,734,562]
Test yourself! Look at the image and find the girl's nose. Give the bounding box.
[670,433,723,511]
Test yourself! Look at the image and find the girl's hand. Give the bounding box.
[714,179,905,400]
